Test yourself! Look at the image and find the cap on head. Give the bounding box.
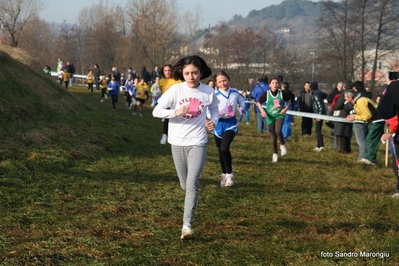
[310,82,318,90]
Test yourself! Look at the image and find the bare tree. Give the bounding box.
[18,16,57,68]
[76,1,126,74]
[0,0,43,47]
[316,0,354,82]
[364,0,399,89]
[202,23,232,69]
[256,26,283,74]
[127,0,183,68]
[317,0,399,88]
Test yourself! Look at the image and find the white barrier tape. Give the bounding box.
[51,72,87,78]
[286,110,384,124]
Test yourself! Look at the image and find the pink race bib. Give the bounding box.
[273,99,281,108]
[226,105,234,117]
[188,99,200,116]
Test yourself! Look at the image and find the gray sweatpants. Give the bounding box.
[171,144,207,226]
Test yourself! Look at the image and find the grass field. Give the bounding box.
[1,50,398,265]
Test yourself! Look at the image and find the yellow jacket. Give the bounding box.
[87,72,94,84]
[159,78,180,94]
[63,72,70,82]
[99,78,108,89]
[354,97,377,122]
[135,83,149,99]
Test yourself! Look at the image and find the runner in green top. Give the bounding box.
[256,77,291,163]
[265,89,285,124]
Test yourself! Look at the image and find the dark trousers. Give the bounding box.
[101,88,107,98]
[95,78,100,90]
[336,136,351,153]
[163,119,169,135]
[163,107,171,135]
[315,120,324,148]
[88,83,93,94]
[111,95,118,110]
[365,121,385,163]
[126,94,132,105]
[214,130,236,174]
[301,116,313,135]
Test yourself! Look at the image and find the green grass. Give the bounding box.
[1,51,399,265]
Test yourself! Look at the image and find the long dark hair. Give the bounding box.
[172,55,212,81]
[161,63,173,78]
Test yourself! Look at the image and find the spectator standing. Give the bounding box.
[310,82,327,151]
[377,74,399,197]
[57,58,64,72]
[94,64,101,91]
[127,67,136,81]
[297,81,313,136]
[65,61,75,85]
[151,66,161,83]
[238,90,251,124]
[345,87,384,164]
[141,66,151,85]
[327,82,344,149]
[112,67,121,83]
[348,81,372,161]
[280,82,295,142]
[327,82,343,104]
[251,76,270,133]
[331,83,353,154]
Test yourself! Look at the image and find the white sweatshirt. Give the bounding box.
[152,82,219,146]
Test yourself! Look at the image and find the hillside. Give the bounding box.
[196,0,320,49]
[0,45,115,163]
[0,47,78,135]
[245,0,320,23]
[0,45,82,139]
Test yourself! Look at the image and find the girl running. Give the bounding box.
[256,77,291,163]
[152,55,219,240]
[213,71,245,187]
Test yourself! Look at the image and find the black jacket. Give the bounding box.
[297,90,313,112]
[311,90,327,115]
[332,92,353,137]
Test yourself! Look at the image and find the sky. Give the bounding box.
[39,0,301,29]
